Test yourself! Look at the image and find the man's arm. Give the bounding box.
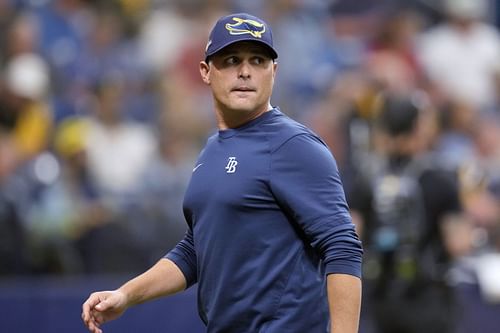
[118,258,187,305]
[269,134,363,331]
[82,258,186,333]
[327,273,362,333]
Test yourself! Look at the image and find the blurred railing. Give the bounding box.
[1,275,500,333]
[0,275,204,333]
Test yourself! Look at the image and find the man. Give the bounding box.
[348,95,460,333]
[82,13,363,333]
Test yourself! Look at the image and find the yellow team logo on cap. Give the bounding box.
[225,17,266,38]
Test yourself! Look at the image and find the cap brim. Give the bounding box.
[205,38,278,61]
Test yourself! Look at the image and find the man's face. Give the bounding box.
[200,41,277,117]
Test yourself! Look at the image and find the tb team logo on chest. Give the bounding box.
[225,157,238,173]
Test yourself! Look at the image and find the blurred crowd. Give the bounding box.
[1,0,500,331]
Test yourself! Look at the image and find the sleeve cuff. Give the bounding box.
[165,252,197,288]
[325,261,362,279]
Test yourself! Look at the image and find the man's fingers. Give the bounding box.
[91,317,102,333]
[81,290,125,332]
[82,292,111,332]
[85,293,104,309]
[93,310,106,325]
[82,293,105,319]
[85,314,99,333]
[82,308,99,332]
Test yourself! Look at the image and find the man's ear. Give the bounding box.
[199,61,210,85]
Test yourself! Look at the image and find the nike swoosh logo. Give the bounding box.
[193,163,203,172]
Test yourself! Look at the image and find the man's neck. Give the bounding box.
[216,104,272,130]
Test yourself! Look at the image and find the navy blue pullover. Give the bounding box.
[166,108,362,332]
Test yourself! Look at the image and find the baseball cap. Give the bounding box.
[205,13,278,61]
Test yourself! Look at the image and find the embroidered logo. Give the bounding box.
[225,17,266,38]
[225,157,238,173]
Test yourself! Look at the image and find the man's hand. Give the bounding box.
[81,259,187,332]
[81,290,128,333]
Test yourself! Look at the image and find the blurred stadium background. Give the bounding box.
[1,0,500,332]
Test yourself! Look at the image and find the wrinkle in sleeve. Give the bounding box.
[165,228,198,287]
[269,134,363,277]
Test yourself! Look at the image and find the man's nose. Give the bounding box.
[238,61,251,79]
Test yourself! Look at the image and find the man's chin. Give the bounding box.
[227,102,257,113]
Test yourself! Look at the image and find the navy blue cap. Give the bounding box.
[205,13,278,61]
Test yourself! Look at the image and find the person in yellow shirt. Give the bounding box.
[1,53,52,165]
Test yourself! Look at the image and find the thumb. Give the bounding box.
[95,299,112,311]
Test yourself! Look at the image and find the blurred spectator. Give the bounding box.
[130,126,199,262]
[35,0,90,74]
[4,12,39,61]
[0,52,52,277]
[33,0,91,120]
[84,75,156,199]
[154,3,221,143]
[2,11,52,157]
[473,113,500,187]
[434,100,478,170]
[1,52,52,166]
[364,8,425,96]
[441,213,476,262]
[348,94,461,333]
[476,244,500,304]
[0,0,16,64]
[0,131,30,275]
[418,0,500,110]
[266,0,339,117]
[72,5,153,121]
[305,69,383,172]
[458,161,500,229]
[74,8,135,88]
[27,116,155,274]
[138,2,195,73]
[26,117,106,274]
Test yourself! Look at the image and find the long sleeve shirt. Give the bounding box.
[166,108,362,332]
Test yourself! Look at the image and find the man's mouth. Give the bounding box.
[232,86,256,92]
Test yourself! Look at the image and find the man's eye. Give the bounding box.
[252,57,270,65]
[252,57,262,65]
[225,56,238,65]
